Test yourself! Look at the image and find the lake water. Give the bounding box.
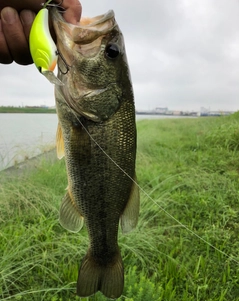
[0,113,195,171]
[0,114,58,171]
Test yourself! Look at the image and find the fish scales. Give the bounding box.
[51,7,139,299]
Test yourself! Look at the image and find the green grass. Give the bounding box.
[0,106,56,113]
[1,113,239,300]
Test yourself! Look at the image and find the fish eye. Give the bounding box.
[105,43,120,59]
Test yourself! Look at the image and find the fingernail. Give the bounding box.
[20,10,35,26]
[1,7,17,24]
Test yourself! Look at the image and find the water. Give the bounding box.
[0,113,195,171]
[135,114,195,120]
[0,114,58,171]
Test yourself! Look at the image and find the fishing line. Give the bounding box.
[58,81,239,266]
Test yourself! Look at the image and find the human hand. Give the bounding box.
[0,0,82,65]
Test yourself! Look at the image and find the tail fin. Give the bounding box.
[76,249,124,299]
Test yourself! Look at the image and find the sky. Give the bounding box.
[1,0,239,112]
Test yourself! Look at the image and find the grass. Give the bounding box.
[0,106,56,114]
[1,113,239,300]
[0,142,56,172]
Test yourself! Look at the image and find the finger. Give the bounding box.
[1,7,32,65]
[0,19,13,64]
[61,0,82,24]
[0,0,43,13]
[20,9,35,41]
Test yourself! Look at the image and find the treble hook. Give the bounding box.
[56,50,71,75]
[42,0,64,9]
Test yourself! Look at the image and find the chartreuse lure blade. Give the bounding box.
[29,8,63,85]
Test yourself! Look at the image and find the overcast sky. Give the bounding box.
[1,0,239,112]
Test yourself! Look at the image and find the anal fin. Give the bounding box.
[59,190,84,233]
[120,174,140,234]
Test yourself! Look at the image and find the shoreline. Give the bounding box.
[0,107,56,114]
[1,149,58,178]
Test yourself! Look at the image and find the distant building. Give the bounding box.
[172,111,181,116]
[190,112,200,116]
[155,107,168,114]
[200,110,235,116]
[200,107,210,114]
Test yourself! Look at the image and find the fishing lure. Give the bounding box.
[29,4,63,85]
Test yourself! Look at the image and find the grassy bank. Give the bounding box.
[1,114,239,300]
[0,106,56,113]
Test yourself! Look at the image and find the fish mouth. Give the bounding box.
[73,10,116,45]
[51,8,117,59]
[51,8,116,44]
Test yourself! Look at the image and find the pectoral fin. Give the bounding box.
[59,190,84,233]
[120,175,140,234]
[56,123,65,159]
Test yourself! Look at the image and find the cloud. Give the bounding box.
[1,0,239,111]
[0,64,55,106]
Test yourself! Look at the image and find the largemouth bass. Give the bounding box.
[51,7,139,299]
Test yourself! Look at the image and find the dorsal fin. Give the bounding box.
[56,123,65,159]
